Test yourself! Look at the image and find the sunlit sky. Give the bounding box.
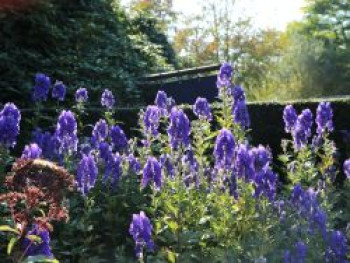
[173,0,306,30]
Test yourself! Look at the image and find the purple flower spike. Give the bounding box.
[0,103,21,148]
[32,73,51,102]
[21,143,42,159]
[214,128,235,169]
[283,105,298,133]
[326,230,348,262]
[155,90,168,114]
[233,100,250,129]
[104,153,122,188]
[101,89,115,109]
[232,85,246,102]
[235,144,255,182]
[217,63,233,88]
[142,157,162,190]
[143,105,161,136]
[92,119,109,146]
[293,109,313,149]
[168,107,191,150]
[76,154,98,195]
[129,211,154,259]
[52,81,66,101]
[55,110,78,155]
[193,97,212,121]
[23,225,53,258]
[316,102,333,135]
[110,125,128,152]
[75,88,88,103]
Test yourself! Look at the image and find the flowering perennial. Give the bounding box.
[316,102,333,134]
[76,154,98,195]
[110,125,128,152]
[0,103,21,148]
[52,81,66,101]
[143,105,161,136]
[193,97,212,121]
[75,88,88,103]
[32,73,51,102]
[129,211,154,259]
[92,119,109,146]
[142,157,162,190]
[55,110,78,154]
[168,107,190,150]
[214,128,235,169]
[101,89,115,109]
[21,143,42,159]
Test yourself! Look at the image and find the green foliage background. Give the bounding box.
[0,0,177,107]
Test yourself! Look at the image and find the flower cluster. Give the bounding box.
[110,125,128,152]
[217,63,233,88]
[193,97,212,121]
[23,224,53,258]
[21,143,42,159]
[31,129,59,160]
[344,159,350,179]
[142,157,162,190]
[76,154,98,195]
[129,211,154,259]
[104,152,122,188]
[32,73,51,102]
[155,90,168,115]
[143,105,161,136]
[316,102,333,135]
[214,128,236,169]
[168,108,190,150]
[101,89,115,109]
[52,81,66,101]
[283,105,298,133]
[92,119,109,146]
[55,110,78,154]
[232,85,250,129]
[0,103,21,148]
[75,88,88,103]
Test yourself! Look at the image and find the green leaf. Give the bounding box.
[7,237,19,255]
[26,235,42,243]
[0,225,20,234]
[167,250,177,263]
[23,255,59,263]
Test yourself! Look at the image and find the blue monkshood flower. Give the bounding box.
[235,144,255,182]
[316,102,333,135]
[293,109,313,149]
[143,105,161,137]
[129,211,154,259]
[232,85,246,103]
[232,100,250,129]
[101,89,115,109]
[283,105,298,133]
[21,143,42,159]
[326,230,348,262]
[142,157,162,190]
[55,110,78,154]
[31,129,59,160]
[160,154,175,178]
[155,90,168,113]
[104,153,122,188]
[76,154,98,195]
[91,119,109,146]
[98,142,113,163]
[254,169,277,201]
[128,154,141,174]
[0,103,21,148]
[193,97,212,121]
[22,225,53,258]
[110,125,128,152]
[283,250,291,263]
[217,63,233,88]
[52,81,66,101]
[168,108,191,150]
[252,145,271,172]
[343,159,350,179]
[214,128,235,169]
[167,97,176,113]
[312,209,327,239]
[32,73,51,102]
[75,88,88,103]
[295,241,307,262]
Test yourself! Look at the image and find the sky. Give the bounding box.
[172,0,306,30]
